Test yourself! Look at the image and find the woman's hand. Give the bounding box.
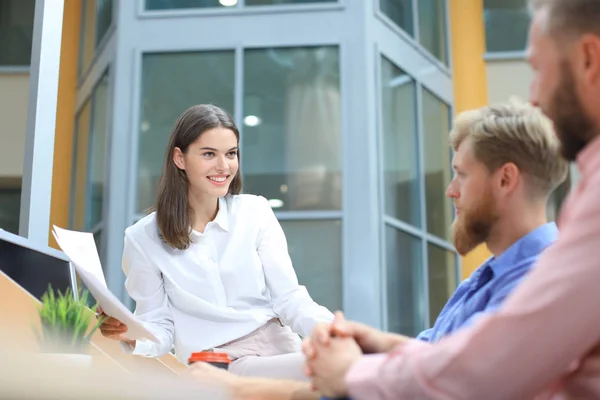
[97,307,136,347]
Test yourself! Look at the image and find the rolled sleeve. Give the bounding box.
[346,341,434,400]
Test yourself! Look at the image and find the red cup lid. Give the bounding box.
[188,351,231,364]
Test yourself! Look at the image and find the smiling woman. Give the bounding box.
[98,104,333,381]
[156,105,242,250]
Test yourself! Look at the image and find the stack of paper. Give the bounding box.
[52,226,159,343]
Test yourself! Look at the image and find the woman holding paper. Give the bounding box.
[98,104,333,380]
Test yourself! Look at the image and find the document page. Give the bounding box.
[52,226,159,343]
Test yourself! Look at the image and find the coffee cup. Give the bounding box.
[188,351,231,370]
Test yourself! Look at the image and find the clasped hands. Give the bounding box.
[301,311,410,398]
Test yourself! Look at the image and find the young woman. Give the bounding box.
[98,104,333,380]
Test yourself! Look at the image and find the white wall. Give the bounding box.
[486,58,580,188]
[0,73,29,178]
[486,59,532,104]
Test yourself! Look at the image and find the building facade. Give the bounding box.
[0,0,570,336]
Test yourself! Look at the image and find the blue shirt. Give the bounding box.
[417,222,558,343]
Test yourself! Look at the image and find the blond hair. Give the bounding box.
[449,100,568,198]
[529,0,600,39]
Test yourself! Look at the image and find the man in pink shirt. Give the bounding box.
[304,0,600,399]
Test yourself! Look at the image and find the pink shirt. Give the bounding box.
[346,135,600,400]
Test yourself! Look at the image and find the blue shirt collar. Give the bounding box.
[485,222,558,276]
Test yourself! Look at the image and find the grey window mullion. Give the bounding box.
[374,48,389,332]
[411,0,419,43]
[416,82,430,329]
[235,45,244,160]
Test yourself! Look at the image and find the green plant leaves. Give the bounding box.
[35,284,105,354]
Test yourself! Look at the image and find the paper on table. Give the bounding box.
[52,226,159,343]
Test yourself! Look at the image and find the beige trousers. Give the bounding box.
[213,319,308,381]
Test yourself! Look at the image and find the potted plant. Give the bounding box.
[34,284,104,367]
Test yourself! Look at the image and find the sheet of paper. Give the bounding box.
[52,226,107,288]
[52,226,159,343]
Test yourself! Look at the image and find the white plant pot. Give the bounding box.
[37,353,93,369]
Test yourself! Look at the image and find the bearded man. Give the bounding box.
[412,100,568,344]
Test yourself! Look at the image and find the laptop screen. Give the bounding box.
[0,229,77,300]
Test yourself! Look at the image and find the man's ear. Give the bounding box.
[498,162,520,193]
[173,147,185,170]
[578,34,600,85]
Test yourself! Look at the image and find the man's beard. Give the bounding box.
[546,62,597,162]
[452,187,499,256]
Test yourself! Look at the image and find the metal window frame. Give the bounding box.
[69,5,118,291]
[137,0,345,18]
[376,46,455,330]
[483,50,527,61]
[0,66,30,73]
[374,0,451,75]
[68,98,91,230]
[70,70,112,269]
[415,81,431,329]
[78,0,117,83]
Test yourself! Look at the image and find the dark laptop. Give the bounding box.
[0,229,77,300]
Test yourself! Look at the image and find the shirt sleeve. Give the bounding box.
[121,231,175,358]
[415,328,433,342]
[256,196,334,337]
[345,178,600,400]
[415,276,473,343]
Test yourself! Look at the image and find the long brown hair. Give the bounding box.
[155,104,242,250]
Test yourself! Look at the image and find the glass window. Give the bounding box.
[484,0,530,52]
[381,57,420,227]
[71,101,92,231]
[95,0,113,47]
[80,0,96,75]
[243,47,341,211]
[0,183,21,234]
[137,51,235,212]
[79,0,115,76]
[427,244,457,322]
[417,0,448,64]
[88,72,110,229]
[0,0,35,66]
[380,0,414,36]
[423,89,452,240]
[386,226,424,336]
[70,71,110,231]
[145,0,335,9]
[280,219,342,312]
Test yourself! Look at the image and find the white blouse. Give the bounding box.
[122,194,334,363]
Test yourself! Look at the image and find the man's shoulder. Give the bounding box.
[485,256,539,297]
